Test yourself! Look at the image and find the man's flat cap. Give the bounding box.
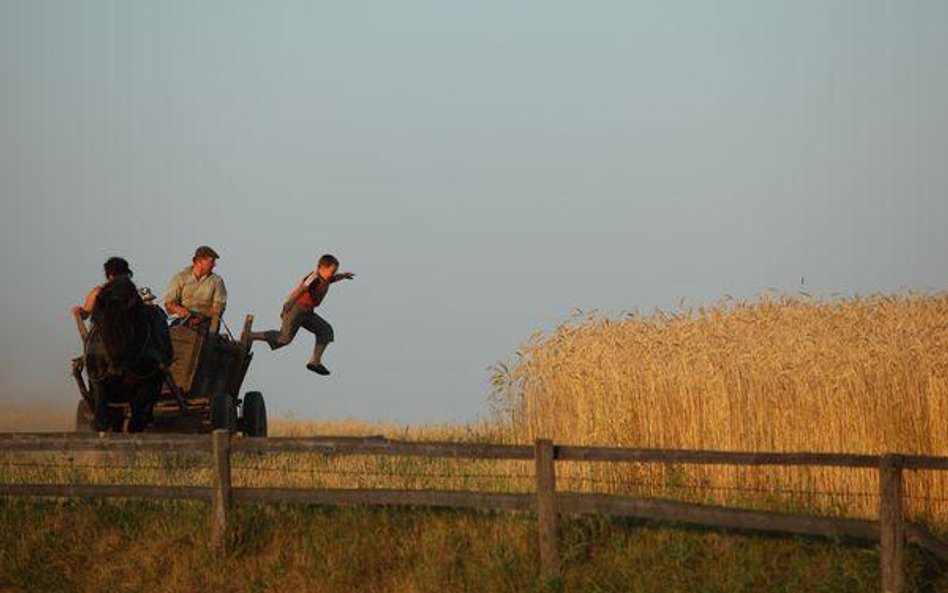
[193,245,220,260]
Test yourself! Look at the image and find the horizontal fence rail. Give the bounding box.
[232,488,535,512]
[2,431,947,593]
[235,437,536,460]
[5,433,948,469]
[557,446,948,470]
[0,483,211,501]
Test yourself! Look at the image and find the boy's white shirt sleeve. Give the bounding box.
[302,270,319,287]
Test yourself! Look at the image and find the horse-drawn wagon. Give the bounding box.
[72,286,268,436]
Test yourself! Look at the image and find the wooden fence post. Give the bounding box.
[880,454,905,593]
[535,438,559,580]
[211,429,232,550]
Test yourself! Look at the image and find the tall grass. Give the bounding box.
[493,293,948,522]
[4,293,948,533]
[4,498,913,593]
[4,294,948,590]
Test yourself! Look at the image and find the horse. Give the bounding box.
[85,276,172,432]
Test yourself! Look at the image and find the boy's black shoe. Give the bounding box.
[307,362,331,375]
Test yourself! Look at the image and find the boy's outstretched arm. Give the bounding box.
[331,272,355,282]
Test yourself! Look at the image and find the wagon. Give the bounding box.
[72,313,267,436]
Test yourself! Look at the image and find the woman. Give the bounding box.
[72,257,133,322]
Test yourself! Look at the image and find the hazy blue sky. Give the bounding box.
[2,1,946,423]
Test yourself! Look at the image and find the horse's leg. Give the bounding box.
[91,382,111,432]
[128,377,159,433]
[108,407,126,432]
[128,383,146,433]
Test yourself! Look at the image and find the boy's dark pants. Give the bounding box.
[261,303,334,361]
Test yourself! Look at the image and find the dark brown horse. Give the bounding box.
[86,277,171,432]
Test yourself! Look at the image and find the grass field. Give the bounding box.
[5,498,942,593]
[1,410,947,592]
[3,292,948,590]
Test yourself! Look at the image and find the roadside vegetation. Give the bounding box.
[5,498,940,593]
[2,292,948,591]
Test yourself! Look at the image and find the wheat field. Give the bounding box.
[491,292,948,522]
[3,292,948,524]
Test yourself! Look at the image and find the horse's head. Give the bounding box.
[91,276,148,372]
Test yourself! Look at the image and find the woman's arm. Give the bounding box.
[72,286,101,320]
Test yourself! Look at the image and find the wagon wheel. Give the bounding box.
[210,392,238,432]
[240,391,267,437]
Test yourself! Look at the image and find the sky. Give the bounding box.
[1,1,946,424]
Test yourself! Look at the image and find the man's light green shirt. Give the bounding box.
[163,267,227,316]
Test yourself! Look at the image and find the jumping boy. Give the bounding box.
[249,254,354,375]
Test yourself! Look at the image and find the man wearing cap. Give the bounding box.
[163,246,227,327]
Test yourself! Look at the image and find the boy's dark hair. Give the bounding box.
[103,257,132,278]
[318,254,339,269]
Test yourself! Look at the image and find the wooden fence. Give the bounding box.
[2,431,948,593]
